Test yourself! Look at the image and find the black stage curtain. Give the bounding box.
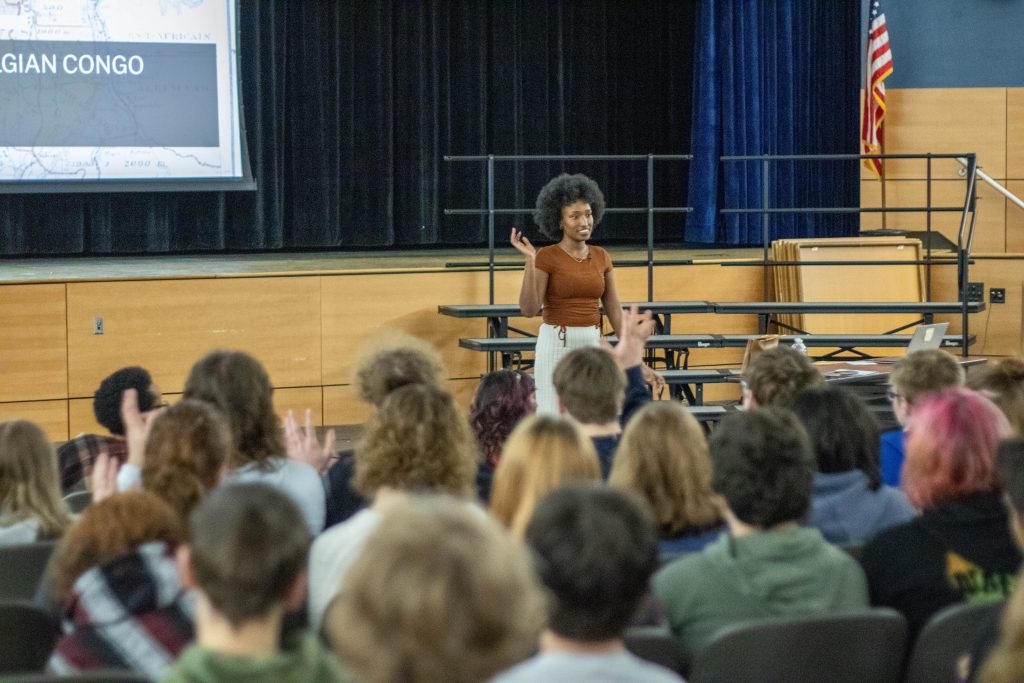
[0,0,696,255]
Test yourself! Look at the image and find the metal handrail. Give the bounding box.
[956,157,1024,212]
[444,153,695,303]
[718,152,979,357]
[444,152,981,358]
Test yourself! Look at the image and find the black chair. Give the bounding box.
[624,625,685,674]
[0,541,58,601]
[688,609,908,683]
[63,490,92,514]
[0,602,59,674]
[1,673,149,682]
[903,600,1005,683]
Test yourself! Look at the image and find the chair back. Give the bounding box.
[0,541,58,601]
[689,609,908,683]
[624,625,685,674]
[0,602,59,674]
[63,490,92,514]
[903,600,1004,683]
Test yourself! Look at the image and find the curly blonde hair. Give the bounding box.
[608,402,720,535]
[353,333,446,408]
[353,384,477,498]
[0,420,72,540]
[142,400,231,527]
[327,495,544,683]
[489,415,601,539]
[46,491,183,605]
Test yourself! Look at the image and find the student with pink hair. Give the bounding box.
[862,387,1020,638]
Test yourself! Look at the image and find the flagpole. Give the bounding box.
[880,132,887,229]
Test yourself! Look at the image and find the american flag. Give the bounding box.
[862,0,893,177]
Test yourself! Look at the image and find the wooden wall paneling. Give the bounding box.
[0,400,69,442]
[69,397,112,438]
[861,88,1006,181]
[322,270,489,386]
[272,387,324,425]
[929,255,1024,356]
[1007,88,1024,180]
[1006,182,1024,252]
[323,385,373,427]
[0,284,68,403]
[66,277,322,398]
[448,378,480,412]
[859,180,1006,253]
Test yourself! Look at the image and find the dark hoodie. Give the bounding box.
[861,492,1020,638]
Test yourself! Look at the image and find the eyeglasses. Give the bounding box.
[885,388,900,402]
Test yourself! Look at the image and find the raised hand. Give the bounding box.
[612,304,654,369]
[284,408,336,475]
[121,388,161,469]
[510,227,537,260]
[90,450,119,503]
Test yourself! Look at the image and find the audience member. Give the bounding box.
[862,388,1019,639]
[46,491,190,677]
[495,485,684,682]
[489,415,601,540]
[790,387,915,544]
[968,358,1024,435]
[327,495,543,683]
[552,305,656,476]
[741,345,823,409]
[308,383,477,630]
[182,350,325,534]
[881,349,965,485]
[469,369,536,502]
[608,402,723,558]
[323,333,446,526]
[57,366,160,493]
[967,437,1024,683]
[654,409,868,667]
[0,420,73,545]
[141,399,232,527]
[164,484,347,683]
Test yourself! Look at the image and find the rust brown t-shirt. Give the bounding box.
[535,244,612,327]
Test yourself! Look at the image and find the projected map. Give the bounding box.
[0,0,243,182]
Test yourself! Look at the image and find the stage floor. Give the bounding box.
[0,245,762,283]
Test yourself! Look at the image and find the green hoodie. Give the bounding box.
[653,526,868,665]
[160,632,354,683]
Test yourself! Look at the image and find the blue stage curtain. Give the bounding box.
[686,0,861,245]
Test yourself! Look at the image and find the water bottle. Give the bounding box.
[792,338,807,355]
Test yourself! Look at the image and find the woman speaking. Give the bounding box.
[511,173,622,415]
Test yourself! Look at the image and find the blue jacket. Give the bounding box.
[879,429,906,486]
[809,470,916,545]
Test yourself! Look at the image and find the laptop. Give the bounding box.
[875,322,950,363]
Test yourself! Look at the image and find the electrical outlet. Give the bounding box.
[990,288,1006,304]
[966,282,985,302]
[93,316,104,335]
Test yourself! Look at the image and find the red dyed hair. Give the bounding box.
[903,387,1012,508]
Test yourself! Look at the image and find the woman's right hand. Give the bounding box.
[510,228,536,260]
